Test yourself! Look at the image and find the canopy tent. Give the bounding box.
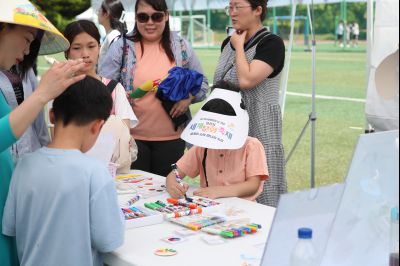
[102,0,370,11]
[75,5,136,33]
[76,7,96,20]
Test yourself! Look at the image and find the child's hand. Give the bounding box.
[167,179,189,199]
[193,187,220,199]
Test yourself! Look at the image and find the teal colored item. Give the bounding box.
[0,91,19,266]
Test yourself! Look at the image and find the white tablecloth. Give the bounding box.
[103,170,276,266]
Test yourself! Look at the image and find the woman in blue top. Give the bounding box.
[0,1,85,264]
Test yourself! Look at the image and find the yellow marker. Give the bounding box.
[115,174,143,180]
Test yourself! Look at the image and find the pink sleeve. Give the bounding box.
[245,138,269,181]
[176,146,202,178]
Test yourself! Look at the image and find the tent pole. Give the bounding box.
[305,11,310,50]
[207,0,211,47]
[189,8,194,44]
[341,0,348,48]
[273,7,277,34]
[279,0,297,116]
[309,2,317,189]
[285,2,317,189]
[365,0,374,132]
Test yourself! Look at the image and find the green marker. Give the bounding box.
[220,231,234,238]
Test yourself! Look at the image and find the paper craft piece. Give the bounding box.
[162,237,187,244]
[202,235,226,245]
[188,196,221,207]
[154,248,177,257]
[85,132,115,165]
[175,229,198,237]
[116,174,167,198]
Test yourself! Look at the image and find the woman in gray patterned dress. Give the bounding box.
[214,0,286,207]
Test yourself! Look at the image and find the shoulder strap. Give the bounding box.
[120,34,128,75]
[106,80,118,94]
[202,148,209,187]
[245,31,272,51]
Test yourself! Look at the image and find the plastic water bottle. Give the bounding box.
[390,207,399,266]
[290,228,319,266]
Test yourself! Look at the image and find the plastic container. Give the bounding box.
[290,228,319,266]
[390,207,399,266]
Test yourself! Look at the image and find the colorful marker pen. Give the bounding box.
[171,164,189,200]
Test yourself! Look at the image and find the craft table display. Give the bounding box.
[104,170,276,266]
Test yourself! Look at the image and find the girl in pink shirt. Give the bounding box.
[166,81,269,200]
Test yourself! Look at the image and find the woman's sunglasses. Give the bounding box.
[136,12,165,23]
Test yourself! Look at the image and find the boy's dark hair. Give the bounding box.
[247,0,268,21]
[132,0,174,63]
[63,20,100,59]
[52,76,113,126]
[202,80,244,116]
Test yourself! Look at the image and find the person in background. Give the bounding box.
[97,0,127,66]
[0,0,86,264]
[2,76,124,266]
[64,20,138,173]
[64,20,137,129]
[351,21,360,48]
[99,0,209,177]
[337,20,344,48]
[346,22,352,48]
[214,0,286,207]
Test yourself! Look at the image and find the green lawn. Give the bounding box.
[37,41,367,192]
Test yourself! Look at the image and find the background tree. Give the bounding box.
[31,0,90,31]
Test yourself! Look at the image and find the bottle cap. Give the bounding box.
[298,228,313,239]
[391,207,399,222]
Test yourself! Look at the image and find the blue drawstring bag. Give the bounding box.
[157,67,203,101]
[156,67,204,131]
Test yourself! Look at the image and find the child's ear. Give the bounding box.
[49,108,55,124]
[91,119,105,135]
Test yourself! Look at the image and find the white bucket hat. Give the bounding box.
[181,88,249,150]
[0,0,69,55]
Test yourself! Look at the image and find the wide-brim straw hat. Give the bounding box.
[0,0,69,55]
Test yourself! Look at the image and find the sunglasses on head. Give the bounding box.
[136,12,165,23]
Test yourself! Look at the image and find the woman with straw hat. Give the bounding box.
[0,1,85,264]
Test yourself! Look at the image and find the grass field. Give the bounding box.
[37,41,367,192]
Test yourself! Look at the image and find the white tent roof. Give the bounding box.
[76,7,96,20]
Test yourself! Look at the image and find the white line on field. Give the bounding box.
[349,127,364,130]
[287,92,365,103]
